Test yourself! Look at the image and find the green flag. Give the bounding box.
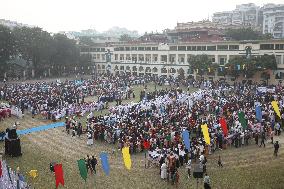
[77,159,88,182]
[238,111,247,129]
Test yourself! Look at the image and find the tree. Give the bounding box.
[79,36,95,46]
[225,28,270,41]
[119,34,132,42]
[51,34,80,75]
[226,54,277,79]
[188,55,212,76]
[0,25,16,77]
[13,27,54,77]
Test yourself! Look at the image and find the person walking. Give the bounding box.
[203,173,211,189]
[185,159,191,178]
[275,122,281,136]
[90,156,98,174]
[218,155,223,168]
[274,141,280,157]
[259,132,266,148]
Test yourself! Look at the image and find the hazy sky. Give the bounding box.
[0,0,283,34]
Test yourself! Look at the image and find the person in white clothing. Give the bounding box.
[87,131,93,145]
[160,162,167,179]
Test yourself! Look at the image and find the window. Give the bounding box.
[115,54,118,60]
[131,47,137,51]
[178,46,186,51]
[101,48,105,52]
[119,47,125,51]
[125,47,130,51]
[114,47,119,51]
[170,46,177,51]
[161,55,167,62]
[187,46,192,51]
[80,47,89,52]
[207,46,216,51]
[191,46,197,51]
[275,44,284,50]
[220,58,225,65]
[229,45,239,50]
[217,45,228,50]
[152,47,158,51]
[260,44,274,50]
[197,46,206,51]
[154,57,158,61]
[146,47,151,51]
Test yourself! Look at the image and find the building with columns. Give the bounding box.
[80,39,284,83]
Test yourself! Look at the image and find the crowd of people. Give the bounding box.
[77,79,282,188]
[1,74,283,188]
[0,75,155,122]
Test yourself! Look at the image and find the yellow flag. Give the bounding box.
[122,147,132,170]
[208,68,211,72]
[29,170,38,179]
[196,69,199,74]
[271,101,281,119]
[201,124,210,145]
[243,64,245,69]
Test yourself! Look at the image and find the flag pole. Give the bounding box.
[94,173,96,189]
[144,152,147,169]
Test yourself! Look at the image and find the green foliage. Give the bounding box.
[0,24,82,78]
[225,28,272,41]
[0,25,16,73]
[188,54,212,75]
[78,36,95,45]
[226,55,277,78]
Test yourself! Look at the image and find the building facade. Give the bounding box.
[262,4,284,39]
[213,3,262,29]
[80,39,284,83]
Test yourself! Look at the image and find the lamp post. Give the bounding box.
[105,49,113,76]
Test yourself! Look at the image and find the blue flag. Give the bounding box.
[100,152,110,176]
[237,65,241,70]
[255,105,262,122]
[182,130,191,150]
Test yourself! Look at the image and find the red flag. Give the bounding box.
[0,160,2,177]
[143,140,150,150]
[54,164,64,188]
[220,118,228,137]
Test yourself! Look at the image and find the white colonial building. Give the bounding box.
[80,39,284,82]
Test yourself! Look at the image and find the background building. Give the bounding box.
[262,4,284,38]
[80,39,284,84]
[213,3,262,29]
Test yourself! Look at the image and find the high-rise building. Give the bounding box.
[212,3,264,33]
[213,3,261,28]
[262,4,284,38]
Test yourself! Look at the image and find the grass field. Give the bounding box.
[0,83,284,189]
